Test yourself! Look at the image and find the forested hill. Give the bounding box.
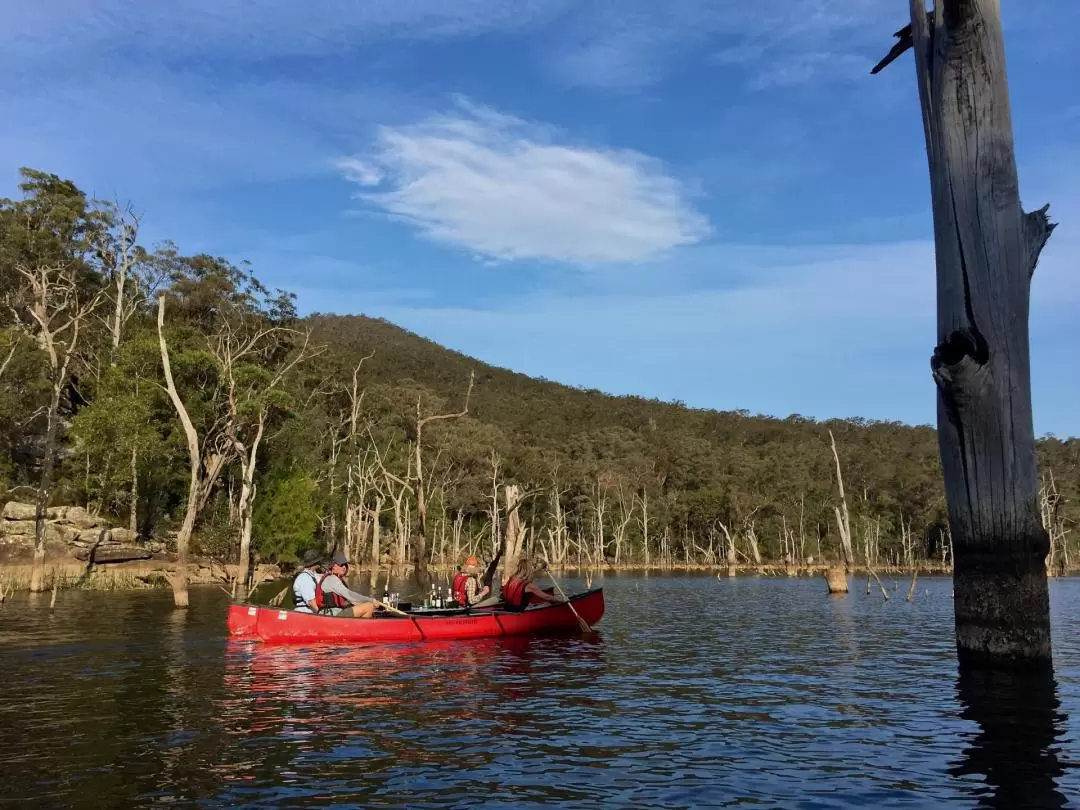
[305,313,1078,565]
[309,312,922,443]
[2,167,1076,573]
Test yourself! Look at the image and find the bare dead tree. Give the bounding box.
[635,487,650,567]
[828,430,855,568]
[502,484,527,585]
[717,519,737,569]
[875,0,1054,667]
[157,294,198,608]
[0,331,23,382]
[91,202,142,358]
[14,263,104,592]
[410,372,474,585]
[214,319,321,586]
[613,480,635,566]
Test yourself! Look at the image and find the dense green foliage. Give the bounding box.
[2,168,1076,569]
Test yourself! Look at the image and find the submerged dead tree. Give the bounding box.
[828,430,855,569]
[874,0,1054,667]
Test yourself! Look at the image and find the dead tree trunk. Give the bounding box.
[157,295,196,608]
[17,264,101,592]
[370,495,384,569]
[128,445,139,535]
[874,0,1054,667]
[410,372,473,587]
[502,484,527,585]
[235,411,265,588]
[828,430,855,569]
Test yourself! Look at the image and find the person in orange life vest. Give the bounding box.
[501,558,564,611]
[452,556,496,607]
[294,550,376,618]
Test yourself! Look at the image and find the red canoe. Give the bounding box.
[227,587,605,644]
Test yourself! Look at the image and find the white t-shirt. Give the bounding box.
[293,570,318,612]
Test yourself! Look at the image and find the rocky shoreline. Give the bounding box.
[0,501,274,592]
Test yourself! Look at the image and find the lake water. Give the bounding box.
[1,573,1079,808]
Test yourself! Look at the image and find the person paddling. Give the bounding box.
[293,550,376,618]
[318,552,377,618]
[501,559,564,612]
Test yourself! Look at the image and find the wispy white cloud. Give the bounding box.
[544,0,895,91]
[1,0,574,62]
[0,70,413,198]
[337,99,710,264]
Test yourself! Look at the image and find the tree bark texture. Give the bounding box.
[893,0,1054,667]
[158,295,197,608]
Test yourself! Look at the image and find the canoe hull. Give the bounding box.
[227,588,605,644]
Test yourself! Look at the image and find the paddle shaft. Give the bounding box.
[545,571,593,634]
[373,599,410,617]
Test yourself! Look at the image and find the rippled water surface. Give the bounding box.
[2,573,1080,808]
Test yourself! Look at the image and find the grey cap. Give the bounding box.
[330,551,349,566]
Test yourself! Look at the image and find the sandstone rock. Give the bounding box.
[0,533,33,546]
[47,505,105,529]
[0,520,81,545]
[148,541,165,554]
[2,502,37,521]
[72,546,152,563]
[0,519,37,536]
[53,523,85,544]
[108,527,139,545]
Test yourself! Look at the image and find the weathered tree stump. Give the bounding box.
[825,566,848,594]
[874,0,1054,668]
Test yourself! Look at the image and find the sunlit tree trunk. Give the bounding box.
[874,0,1054,667]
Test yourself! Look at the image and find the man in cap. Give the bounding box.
[315,551,378,618]
[292,549,377,618]
[452,555,498,608]
[292,548,325,613]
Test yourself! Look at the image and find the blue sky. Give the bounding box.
[3,0,1078,435]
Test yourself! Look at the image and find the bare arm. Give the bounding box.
[322,575,377,605]
[525,582,562,603]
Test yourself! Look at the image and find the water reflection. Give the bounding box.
[951,665,1070,808]
[3,577,1080,807]
[213,634,609,807]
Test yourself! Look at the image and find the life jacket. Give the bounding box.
[293,570,318,611]
[294,570,349,613]
[315,574,349,612]
[502,575,530,611]
[452,572,471,606]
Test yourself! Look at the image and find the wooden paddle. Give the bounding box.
[542,566,594,635]
[372,599,411,617]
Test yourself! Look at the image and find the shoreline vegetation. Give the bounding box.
[1,167,1077,605]
[5,557,1080,602]
[0,561,961,604]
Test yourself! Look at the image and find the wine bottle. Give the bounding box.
[382,584,390,604]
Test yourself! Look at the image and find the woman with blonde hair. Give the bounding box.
[501,558,564,612]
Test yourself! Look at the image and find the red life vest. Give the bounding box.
[502,575,530,610]
[315,573,349,612]
[452,572,471,605]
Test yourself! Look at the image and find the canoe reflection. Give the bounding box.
[221,634,605,731]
